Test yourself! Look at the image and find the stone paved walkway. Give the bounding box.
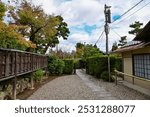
[76,70,118,100]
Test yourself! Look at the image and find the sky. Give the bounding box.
[3,0,150,52]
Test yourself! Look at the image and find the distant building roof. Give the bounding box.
[113,21,150,53]
[121,41,141,48]
[113,41,150,53]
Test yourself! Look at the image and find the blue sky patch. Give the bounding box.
[113,15,121,21]
[69,26,83,34]
[83,24,97,35]
[70,24,97,35]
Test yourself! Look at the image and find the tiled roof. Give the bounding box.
[121,41,141,48]
[113,41,150,53]
[113,21,150,53]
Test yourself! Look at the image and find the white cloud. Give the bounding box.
[55,0,104,26]
[32,0,56,14]
[32,0,150,52]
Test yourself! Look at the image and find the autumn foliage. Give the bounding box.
[0,1,69,53]
[0,2,36,50]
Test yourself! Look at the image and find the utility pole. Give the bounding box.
[104,4,111,82]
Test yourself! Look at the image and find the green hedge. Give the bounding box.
[63,59,74,74]
[48,56,65,75]
[101,71,114,82]
[74,59,85,69]
[86,55,122,79]
[114,57,122,71]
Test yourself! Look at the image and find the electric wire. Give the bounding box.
[95,0,146,49]
[94,30,105,46]
[110,28,122,38]
[109,0,150,45]
[113,1,150,25]
[111,0,144,23]
[98,30,104,46]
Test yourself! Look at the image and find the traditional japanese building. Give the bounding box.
[113,21,150,90]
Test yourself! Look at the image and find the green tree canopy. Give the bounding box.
[118,36,127,47]
[0,2,35,50]
[0,2,6,20]
[82,44,103,60]
[128,21,143,36]
[8,0,70,53]
[75,42,84,58]
[111,41,118,51]
[75,43,103,59]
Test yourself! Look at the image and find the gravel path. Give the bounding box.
[28,70,150,100]
[28,75,101,100]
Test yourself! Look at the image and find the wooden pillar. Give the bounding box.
[13,52,17,100]
[30,54,34,89]
[5,51,10,77]
[0,51,2,78]
[12,77,17,100]
[30,73,34,90]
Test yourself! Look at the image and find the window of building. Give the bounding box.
[133,54,150,80]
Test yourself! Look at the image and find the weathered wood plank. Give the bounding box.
[0,48,48,82]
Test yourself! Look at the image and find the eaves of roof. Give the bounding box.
[112,42,150,53]
[134,21,150,41]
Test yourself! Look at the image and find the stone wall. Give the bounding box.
[0,77,31,100]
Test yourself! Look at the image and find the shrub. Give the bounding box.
[63,59,74,74]
[74,59,86,69]
[86,56,107,77]
[114,57,122,71]
[74,59,80,69]
[86,55,122,80]
[109,54,122,71]
[33,69,44,82]
[100,71,114,82]
[48,55,65,75]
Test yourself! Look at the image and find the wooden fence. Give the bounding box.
[0,48,48,82]
[0,48,48,99]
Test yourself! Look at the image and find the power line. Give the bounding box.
[110,28,122,38]
[94,30,104,46]
[114,1,150,25]
[111,0,144,23]
[98,30,104,46]
[109,1,150,40]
